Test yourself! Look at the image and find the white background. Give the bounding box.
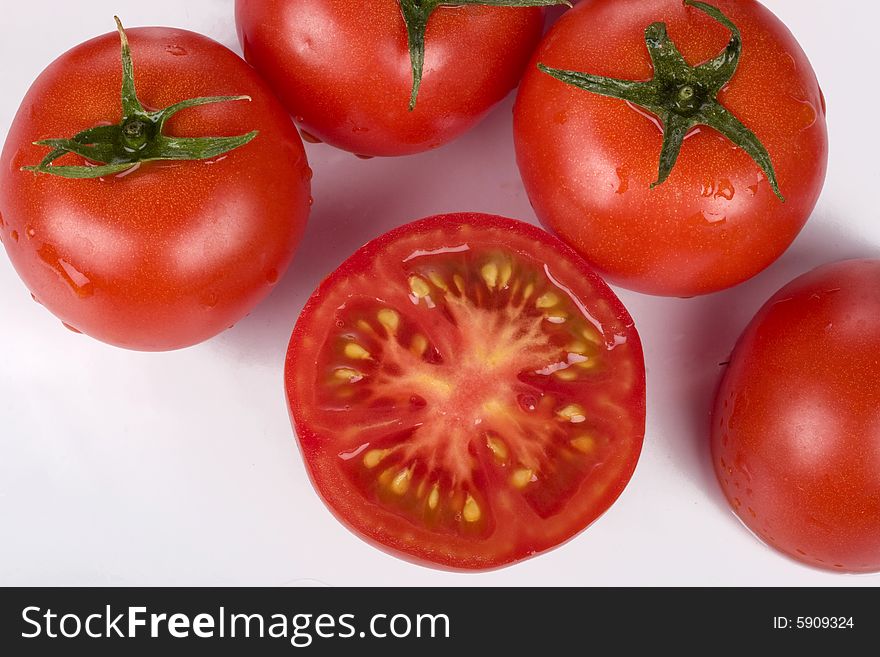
[1,1,877,586]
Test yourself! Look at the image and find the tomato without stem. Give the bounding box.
[0,25,311,350]
[235,0,548,156]
[514,0,828,296]
[286,214,645,569]
[712,260,880,573]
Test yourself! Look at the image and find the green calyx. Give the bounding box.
[23,17,257,180]
[539,0,785,201]
[399,0,572,111]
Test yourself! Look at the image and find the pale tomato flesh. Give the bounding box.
[286,214,645,569]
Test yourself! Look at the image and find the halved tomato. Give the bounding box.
[285,214,646,570]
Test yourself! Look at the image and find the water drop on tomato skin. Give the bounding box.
[165,45,188,56]
[62,322,82,334]
[203,292,219,309]
[10,230,19,242]
[266,268,279,285]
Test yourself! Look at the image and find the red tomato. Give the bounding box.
[285,213,645,569]
[712,260,880,573]
[0,25,311,350]
[514,0,828,296]
[235,0,547,156]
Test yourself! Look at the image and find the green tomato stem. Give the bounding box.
[23,17,258,180]
[539,0,785,201]
[398,0,572,111]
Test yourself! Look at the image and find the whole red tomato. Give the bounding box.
[235,0,552,157]
[712,260,880,573]
[514,0,828,296]
[0,23,311,350]
[286,213,645,569]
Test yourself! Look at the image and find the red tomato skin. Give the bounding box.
[514,0,828,297]
[0,27,311,351]
[286,213,646,570]
[712,260,880,572]
[235,0,545,156]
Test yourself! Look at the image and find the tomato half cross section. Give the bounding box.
[285,213,646,570]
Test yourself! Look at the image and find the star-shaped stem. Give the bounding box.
[23,17,258,180]
[539,0,784,201]
[398,0,572,111]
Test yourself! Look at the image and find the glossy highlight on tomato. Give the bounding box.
[0,25,311,350]
[235,0,548,156]
[285,213,646,569]
[712,260,880,573]
[514,0,828,296]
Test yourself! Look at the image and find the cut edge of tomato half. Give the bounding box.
[285,213,646,571]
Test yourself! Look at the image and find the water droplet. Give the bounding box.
[734,455,752,481]
[165,45,188,56]
[10,230,19,242]
[38,245,95,297]
[335,319,345,328]
[266,268,279,285]
[203,292,219,308]
[791,97,817,130]
[700,178,735,200]
[689,210,726,225]
[625,101,662,132]
[409,395,426,409]
[716,179,735,200]
[30,292,41,305]
[26,225,36,238]
[62,322,82,334]
[351,125,370,134]
[354,153,374,160]
[304,167,314,182]
[615,167,629,194]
